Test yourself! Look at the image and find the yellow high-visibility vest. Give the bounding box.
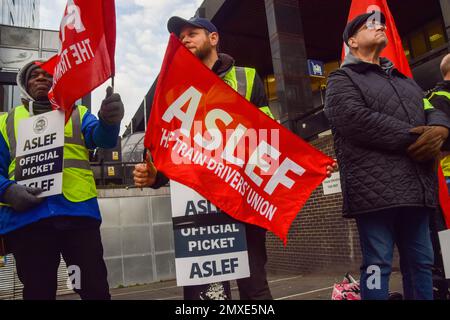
[0,105,97,206]
[222,66,275,119]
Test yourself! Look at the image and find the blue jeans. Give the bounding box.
[355,207,434,300]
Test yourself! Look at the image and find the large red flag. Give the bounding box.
[145,34,334,244]
[342,0,412,77]
[40,0,116,111]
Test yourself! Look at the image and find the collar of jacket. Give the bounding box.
[341,53,405,78]
[212,53,235,77]
[434,80,450,92]
[21,99,53,115]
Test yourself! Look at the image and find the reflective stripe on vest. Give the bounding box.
[222,66,255,101]
[6,109,16,162]
[0,105,96,204]
[431,91,450,176]
[222,66,274,119]
[65,107,84,145]
[429,91,450,101]
[423,98,434,111]
[441,156,450,177]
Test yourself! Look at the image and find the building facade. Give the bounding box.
[0,24,58,113]
[0,0,40,28]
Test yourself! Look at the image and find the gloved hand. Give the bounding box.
[98,86,124,125]
[408,126,449,162]
[2,184,44,212]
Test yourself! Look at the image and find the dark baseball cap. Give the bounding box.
[167,16,218,37]
[343,11,386,45]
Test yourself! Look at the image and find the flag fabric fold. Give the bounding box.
[40,0,116,112]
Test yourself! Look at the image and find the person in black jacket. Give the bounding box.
[324,11,450,300]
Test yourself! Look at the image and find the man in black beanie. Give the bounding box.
[0,60,124,300]
[325,11,450,300]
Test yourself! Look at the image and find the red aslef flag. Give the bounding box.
[342,0,413,77]
[40,0,116,112]
[145,34,334,244]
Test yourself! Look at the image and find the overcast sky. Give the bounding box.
[39,0,203,134]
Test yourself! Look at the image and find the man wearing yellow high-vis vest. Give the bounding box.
[427,54,450,184]
[0,61,124,300]
[134,17,274,300]
[424,53,450,300]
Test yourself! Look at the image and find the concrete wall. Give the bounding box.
[98,187,175,288]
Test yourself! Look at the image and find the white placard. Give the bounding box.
[170,181,250,287]
[322,172,342,195]
[438,229,450,279]
[170,180,220,218]
[15,110,65,197]
[175,251,250,286]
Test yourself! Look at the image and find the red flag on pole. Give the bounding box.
[342,0,412,78]
[40,0,116,112]
[145,34,334,244]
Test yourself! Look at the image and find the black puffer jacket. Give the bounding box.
[324,54,450,218]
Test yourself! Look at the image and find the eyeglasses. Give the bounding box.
[364,21,387,31]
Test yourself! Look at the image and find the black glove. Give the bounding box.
[98,86,124,125]
[2,184,44,212]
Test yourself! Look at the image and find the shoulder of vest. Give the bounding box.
[76,105,88,111]
[13,105,26,111]
[234,66,256,72]
[0,106,24,133]
[10,105,28,118]
[429,91,450,101]
[0,113,7,126]
[75,105,89,117]
[432,90,450,96]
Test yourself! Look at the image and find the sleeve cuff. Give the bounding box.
[0,180,15,203]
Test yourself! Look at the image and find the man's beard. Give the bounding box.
[194,42,213,61]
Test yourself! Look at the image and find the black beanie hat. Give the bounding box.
[343,10,386,45]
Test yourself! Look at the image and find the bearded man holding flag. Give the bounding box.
[133,16,337,300]
[134,16,276,300]
[325,7,450,299]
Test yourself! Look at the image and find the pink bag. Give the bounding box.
[331,273,361,300]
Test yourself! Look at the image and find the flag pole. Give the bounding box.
[111,75,115,91]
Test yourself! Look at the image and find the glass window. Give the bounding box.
[426,20,446,50]
[410,30,428,58]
